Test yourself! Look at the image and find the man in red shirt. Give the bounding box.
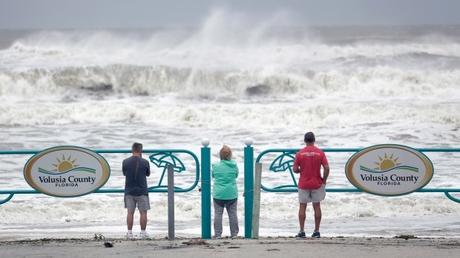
[293,132,329,238]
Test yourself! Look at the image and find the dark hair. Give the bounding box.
[132,142,143,153]
[304,132,315,143]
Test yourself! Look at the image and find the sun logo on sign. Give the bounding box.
[53,155,78,173]
[374,153,401,171]
[360,152,418,174]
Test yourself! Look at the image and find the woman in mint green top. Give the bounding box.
[212,145,239,238]
[212,160,238,200]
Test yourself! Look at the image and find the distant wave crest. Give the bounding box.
[1,63,460,100]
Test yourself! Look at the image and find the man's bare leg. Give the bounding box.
[140,211,147,231]
[312,202,321,232]
[298,203,307,232]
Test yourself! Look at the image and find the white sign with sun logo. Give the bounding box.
[24,146,111,197]
[345,144,434,196]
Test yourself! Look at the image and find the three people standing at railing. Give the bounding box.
[123,142,151,239]
[121,136,326,239]
[293,132,330,238]
[212,145,239,238]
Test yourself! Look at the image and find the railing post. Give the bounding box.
[252,162,262,239]
[244,139,254,239]
[167,164,175,240]
[201,139,211,239]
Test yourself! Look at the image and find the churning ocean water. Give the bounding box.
[1,12,460,239]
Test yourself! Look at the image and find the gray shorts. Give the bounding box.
[298,184,326,204]
[124,195,150,212]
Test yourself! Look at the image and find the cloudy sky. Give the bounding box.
[1,0,459,29]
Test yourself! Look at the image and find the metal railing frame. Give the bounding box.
[241,146,460,238]
[1,146,459,240]
[0,146,213,239]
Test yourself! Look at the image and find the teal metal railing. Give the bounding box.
[255,148,460,198]
[2,146,460,240]
[0,148,200,195]
[200,142,212,239]
[0,146,214,238]
[241,147,460,238]
[243,142,254,239]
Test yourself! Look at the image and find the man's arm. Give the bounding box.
[322,165,330,184]
[322,154,329,184]
[122,160,126,176]
[145,161,150,177]
[293,153,300,173]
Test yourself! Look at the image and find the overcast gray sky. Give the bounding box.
[1,0,459,29]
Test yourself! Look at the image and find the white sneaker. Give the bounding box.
[126,232,134,240]
[140,231,149,239]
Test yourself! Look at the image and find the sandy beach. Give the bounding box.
[1,237,459,258]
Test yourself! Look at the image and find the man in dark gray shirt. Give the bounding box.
[123,142,150,239]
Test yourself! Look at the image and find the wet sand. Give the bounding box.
[1,237,459,258]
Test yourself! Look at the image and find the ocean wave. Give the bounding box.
[1,22,460,102]
[0,99,459,128]
[332,52,460,70]
[1,64,460,100]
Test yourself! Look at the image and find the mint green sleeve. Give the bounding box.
[235,163,239,178]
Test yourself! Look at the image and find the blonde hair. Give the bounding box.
[219,145,232,160]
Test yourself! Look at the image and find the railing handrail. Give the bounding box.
[256,147,460,163]
[1,147,459,156]
[0,149,197,155]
